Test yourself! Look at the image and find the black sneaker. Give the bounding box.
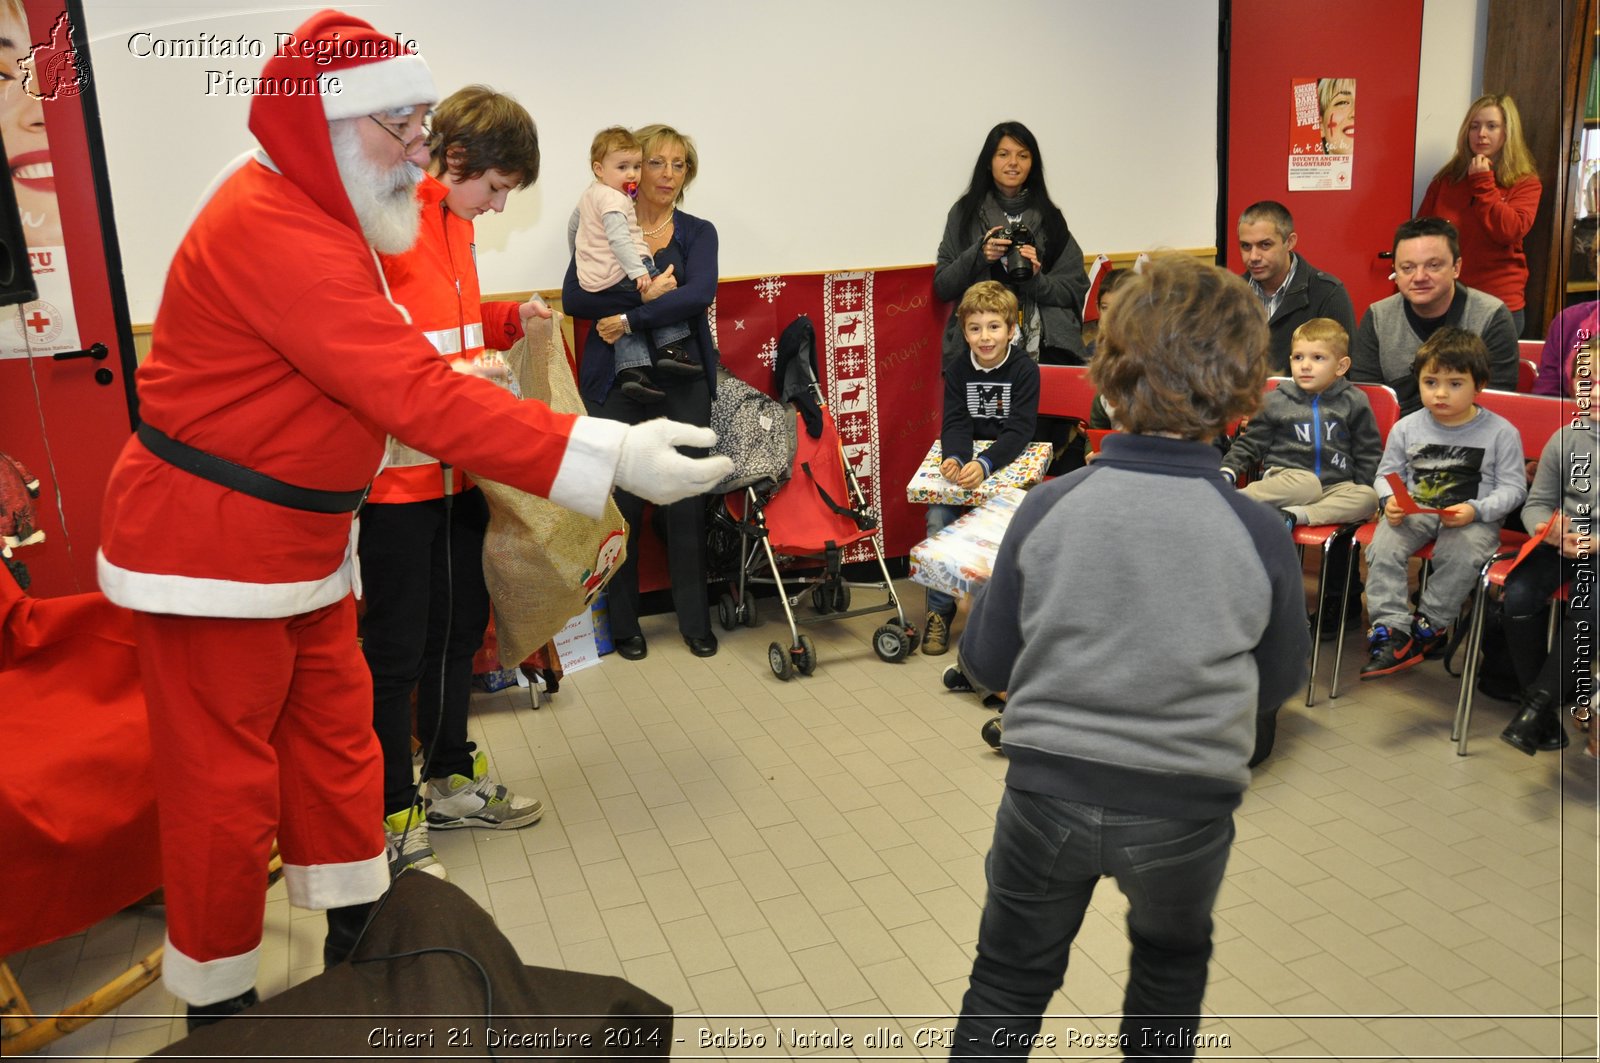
[618,367,665,404]
[942,666,974,692]
[653,343,702,379]
[1413,614,1449,659]
[1360,623,1421,679]
[980,714,1004,751]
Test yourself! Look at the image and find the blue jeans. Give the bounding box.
[925,502,966,617]
[952,789,1235,1060]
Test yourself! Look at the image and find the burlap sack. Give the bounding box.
[472,313,627,668]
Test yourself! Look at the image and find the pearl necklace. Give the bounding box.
[641,210,675,238]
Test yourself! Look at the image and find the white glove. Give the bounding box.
[614,419,733,505]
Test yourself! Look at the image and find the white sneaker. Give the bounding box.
[383,805,447,879]
[425,751,544,831]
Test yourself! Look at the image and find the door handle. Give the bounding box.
[51,342,109,361]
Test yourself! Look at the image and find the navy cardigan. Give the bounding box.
[561,209,720,405]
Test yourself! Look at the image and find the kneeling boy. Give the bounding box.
[922,280,1039,655]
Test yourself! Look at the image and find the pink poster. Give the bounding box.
[1288,76,1355,191]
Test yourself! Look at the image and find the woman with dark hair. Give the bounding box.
[562,124,719,661]
[933,122,1090,368]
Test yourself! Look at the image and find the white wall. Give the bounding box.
[82,1,1486,324]
[1414,0,1488,209]
[82,0,1220,322]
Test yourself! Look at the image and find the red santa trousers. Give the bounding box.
[133,597,388,1005]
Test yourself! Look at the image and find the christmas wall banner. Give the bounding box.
[704,265,948,567]
[1288,76,1356,192]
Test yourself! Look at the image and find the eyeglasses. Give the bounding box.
[644,157,688,175]
[1395,259,1453,277]
[368,109,431,149]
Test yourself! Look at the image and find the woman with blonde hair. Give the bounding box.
[1419,93,1542,332]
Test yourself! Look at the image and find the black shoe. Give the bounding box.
[1413,614,1450,660]
[1312,602,1362,642]
[980,714,1005,751]
[615,635,648,660]
[617,368,665,404]
[943,666,974,693]
[653,343,702,379]
[684,634,718,658]
[186,988,259,1032]
[1501,693,1571,755]
[1360,623,1421,679]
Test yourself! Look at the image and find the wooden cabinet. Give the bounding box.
[1485,0,1598,335]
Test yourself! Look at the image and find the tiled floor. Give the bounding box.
[9,578,1599,1060]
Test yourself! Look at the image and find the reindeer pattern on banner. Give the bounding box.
[705,266,948,564]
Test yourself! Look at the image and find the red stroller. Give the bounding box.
[714,320,916,679]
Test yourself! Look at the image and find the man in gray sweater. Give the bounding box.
[1349,217,1519,416]
[949,257,1309,1061]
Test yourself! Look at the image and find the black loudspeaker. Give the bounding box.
[0,134,38,308]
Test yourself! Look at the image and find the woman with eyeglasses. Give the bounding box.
[361,85,550,882]
[1419,94,1542,334]
[562,124,720,662]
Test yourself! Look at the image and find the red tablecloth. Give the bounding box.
[0,570,160,955]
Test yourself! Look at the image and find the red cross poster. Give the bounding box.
[0,6,80,359]
[1288,76,1356,192]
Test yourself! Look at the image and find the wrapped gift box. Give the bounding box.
[908,487,1028,598]
[904,439,1051,506]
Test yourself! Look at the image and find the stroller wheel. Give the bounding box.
[794,634,817,676]
[811,584,833,615]
[872,624,911,663]
[829,581,851,612]
[740,588,760,627]
[717,592,737,631]
[768,641,794,681]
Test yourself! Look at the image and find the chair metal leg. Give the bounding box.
[1329,536,1361,700]
[1451,560,1498,754]
[1306,539,1331,707]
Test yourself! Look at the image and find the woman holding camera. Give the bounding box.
[934,122,1090,367]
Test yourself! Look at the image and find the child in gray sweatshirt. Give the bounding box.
[1361,327,1527,679]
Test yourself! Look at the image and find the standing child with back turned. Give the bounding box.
[948,255,1308,1060]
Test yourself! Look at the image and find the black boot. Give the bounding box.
[324,901,375,968]
[186,987,258,1032]
[1500,692,1571,755]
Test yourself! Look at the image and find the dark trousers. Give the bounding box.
[1503,543,1594,702]
[952,789,1234,1061]
[358,487,490,814]
[586,374,712,641]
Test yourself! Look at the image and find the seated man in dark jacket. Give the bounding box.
[1238,199,1357,374]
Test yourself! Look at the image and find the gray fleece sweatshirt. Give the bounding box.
[1373,406,1527,524]
[960,433,1309,818]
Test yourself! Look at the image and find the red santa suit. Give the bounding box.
[96,14,625,1006]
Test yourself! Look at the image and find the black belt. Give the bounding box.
[136,423,369,515]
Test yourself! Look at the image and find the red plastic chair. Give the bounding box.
[1518,359,1538,393]
[1036,364,1096,422]
[1300,383,1401,705]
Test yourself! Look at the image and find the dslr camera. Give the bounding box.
[997,221,1035,282]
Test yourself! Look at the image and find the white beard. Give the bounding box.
[329,120,423,254]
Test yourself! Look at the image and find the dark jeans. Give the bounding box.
[585,373,712,640]
[358,487,490,813]
[952,789,1234,1061]
[1503,543,1594,701]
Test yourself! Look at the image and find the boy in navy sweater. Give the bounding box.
[949,256,1308,1059]
[922,280,1039,655]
